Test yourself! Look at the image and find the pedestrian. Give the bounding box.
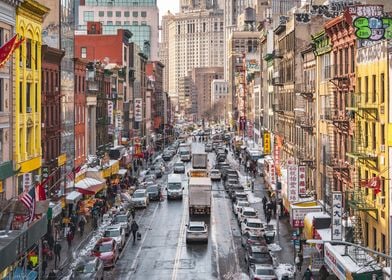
[251,179,254,193]
[131,220,139,244]
[266,209,271,224]
[48,270,56,280]
[130,206,136,220]
[47,234,54,251]
[78,215,87,236]
[262,196,267,211]
[302,267,313,280]
[54,241,62,268]
[295,252,303,273]
[319,265,329,280]
[42,257,48,277]
[66,230,74,249]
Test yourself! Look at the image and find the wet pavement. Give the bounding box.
[61,139,296,279]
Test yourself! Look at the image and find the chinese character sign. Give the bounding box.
[331,192,343,240]
[287,163,298,202]
[264,132,271,155]
[23,173,32,190]
[298,166,306,195]
[134,98,143,122]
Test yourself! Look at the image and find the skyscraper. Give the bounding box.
[78,0,159,60]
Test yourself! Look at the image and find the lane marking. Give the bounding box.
[210,185,221,279]
[124,202,160,279]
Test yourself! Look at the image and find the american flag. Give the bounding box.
[20,187,36,223]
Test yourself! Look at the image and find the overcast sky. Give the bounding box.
[157,0,179,19]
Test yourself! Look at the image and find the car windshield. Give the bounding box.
[168,183,182,189]
[244,211,256,217]
[133,192,145,198]
[97,243,112,252]
[114,215,127,223]
[104,229,120,237]
[180,151,189,155]
[253,252,269,259]
[238,202,249,207]
[249,235,262,241]
[175,163,184,167]
[147,186,158,192]
[189,226,205,231]
[248,222,262,228]
[256,268,275,275]
[75,262,95,274]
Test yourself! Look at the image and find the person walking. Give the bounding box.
[42,257,48,277]
[262,196,268,212]
[66,230,74,249]
[131,220,139,244]
[53,241,62,268]
[47,270,56,280]
[302,267,313,280]
[251,179,255,193]
[78,215,87,237]
[130,206,136,220]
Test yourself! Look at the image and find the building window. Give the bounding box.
[132,21,138,25]
[107,11,113,17]
[133,11,138,17]
[141,11,147,17]
[116,21,121,25]
[0,78,3,112]
[19,82,22,113]
[81,47,87,58]
[0,28,3,46]
[372,122,376,150]
[26,39,32,69]
[350,45,355,73]
[124,21,130,25]
[116,11,121,17]
[381,124,385,145]
[26,83,31,111]
[35,83,37,112]
[124,11,130,17]
[364,121,368,147]
[380,73,385,103]
[83,11,94,22]
[98,11,104,17]
[107,21,113,25]
[373,227,377,250]
[365,76,369,102]
[141,21,147,25]
[0,129,2,162]
[372,75,376,103]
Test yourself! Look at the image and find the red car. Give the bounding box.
[91,237,119,268]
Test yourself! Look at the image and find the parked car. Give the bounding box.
[71,256,104,280]
[162,151,172,161]
[91,238,119,268]
[238,207,258,224]
[233,200,250,216]
[149,165,163,178]
[131,189,149,208]
[204,143,213,152]
[112,213,131,236]
[228,185,245,198]
[103,225,126,250]
[232,191,248,203]
[245,246,273,267]
[241,231,267,248]
[146,184,162,201]
[186,221,208,243]
[143,174,157,183]
[249,264,277,280]
[223,169,239,180]
[173,162,186,173]
[168,146,177,156]
[241,218,264,235]
[224,178,240,190]
[210,169,221,180]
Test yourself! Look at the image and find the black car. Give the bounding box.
[245,246,273,267]
[149,166,163,178]
[162,151,172,161]
[146,184,162,201]
[223,169,239,181]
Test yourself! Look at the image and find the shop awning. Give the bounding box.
[117,169,128,176]
[66,191,82,203]
[75,177,105,195]
[0,161,18,181]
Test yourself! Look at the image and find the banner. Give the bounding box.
[0,35,24,68]
[134,98,142,122]
[287,159,298,202]
[263,131,271,154]
[331,192,343,240]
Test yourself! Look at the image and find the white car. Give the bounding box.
[103,225,126,250]
[249,264,277,280]
[210,169,221,180]
[186,221,208,243]
[237,206,258,224]
[131,189,149,208]
[241,218,264,235]
[233,200,250,216]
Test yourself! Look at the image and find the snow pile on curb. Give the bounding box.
[268,243,282,252]
[275,263,295,279]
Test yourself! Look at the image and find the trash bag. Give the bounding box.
[137,232,142,240]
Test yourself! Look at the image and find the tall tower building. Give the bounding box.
[78,0,159,60]
[163,8,224,101]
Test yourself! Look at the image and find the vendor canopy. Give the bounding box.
[75,177,105,195]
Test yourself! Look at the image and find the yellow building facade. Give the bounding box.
[14,0,48,192]
[350,40,389,253]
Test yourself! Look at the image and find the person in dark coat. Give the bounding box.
[78,215,87,236]
[42,257,48,277]
[303,268,313,280]
[319,265,329,280]
[262,196,268,212]
[47,270,56,280]
[131,220,139,244]
[54,241,62,268]
[66,230,74,249]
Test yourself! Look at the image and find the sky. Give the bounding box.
[157,0,179,20]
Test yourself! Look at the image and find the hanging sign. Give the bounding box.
[331,191,343,240]
[134,98,143,122]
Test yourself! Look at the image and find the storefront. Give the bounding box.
[290,203,322,228]
[263,155,276,191]
[324,243,383,280]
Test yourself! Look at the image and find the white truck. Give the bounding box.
[188,177,212,216]
[179,143,192,162]
[166,174,183,200]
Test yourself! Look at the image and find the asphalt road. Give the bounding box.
[107,141,248,280]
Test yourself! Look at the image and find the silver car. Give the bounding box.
[186,221,208,243]
[249,264,277,280]
[71,256,104,280]
[131,189,149,208]
[103,225,126,250]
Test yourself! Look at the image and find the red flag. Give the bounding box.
[0,35,24,68]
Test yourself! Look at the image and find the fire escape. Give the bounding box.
[345,91,378,264]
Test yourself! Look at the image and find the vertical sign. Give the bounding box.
[331,191,343,240]
[107,101,114,125]
[263,131,271,154]
[298,165,306,195]
[287,159,298,202]
[134,98,143,122]
[23,173,32,190]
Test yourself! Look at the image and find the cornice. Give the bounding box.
[17,0,49,22]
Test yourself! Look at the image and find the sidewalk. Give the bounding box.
[45,218,94,278]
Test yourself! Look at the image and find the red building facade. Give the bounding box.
[41,45,64,195]
[74,58,87,168]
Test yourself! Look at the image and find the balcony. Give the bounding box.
[329,63,351,90]
[272,77,283,86]
[295,83,315,100]
[296,149,315,168]
[272,103,283,114]
[346,146,378,170]
[296,116,315,133]
[325,109,350,132]
[327,157,350,181]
